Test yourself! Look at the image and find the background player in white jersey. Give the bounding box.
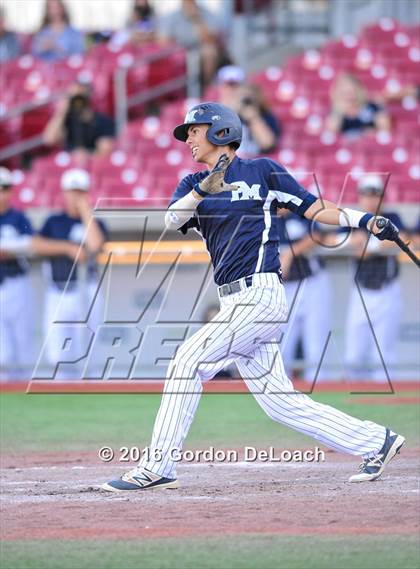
[0,166,84,380]
[344,174,407,381]
[277,210,332,381]
[102,103,405,492]
[40,168,107,377]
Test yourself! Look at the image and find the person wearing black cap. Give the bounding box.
[344,175,407,381]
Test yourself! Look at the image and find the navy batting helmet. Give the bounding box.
[173,102,242,149]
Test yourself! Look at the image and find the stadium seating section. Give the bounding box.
[2,18,419,209]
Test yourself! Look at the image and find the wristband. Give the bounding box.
[339,208,373,228]
[193,183,209,198]
[358,213,374,229]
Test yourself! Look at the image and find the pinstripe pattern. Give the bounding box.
[139,274,386,478]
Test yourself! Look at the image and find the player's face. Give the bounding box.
[0,186,12,212]
[186,124,215,164]
[63,189,86,216]
[358,193,382,214]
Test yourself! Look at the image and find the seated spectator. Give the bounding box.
[43,81,115,161]
[157,0,230,88]
[217,65,281,157]
[31,0,85,62]
[325,72,390,138]
[0,6,20,62]
[110,0,155,48]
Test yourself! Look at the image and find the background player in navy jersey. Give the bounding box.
[277,210,332,381]
[344,174,407,381]
[40,168,107,377]
[102,103,405,492]
[0,166,84,380]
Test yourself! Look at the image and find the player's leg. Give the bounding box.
[43,287,82,378]
[344,285,373,379]
[237,340,387,456]
[137,286,282,479]
[13,276,34,376]
[280,280,304,377]
[0,276,32,379]
[302,270,332,381]
[370,281,401,381]
[0,310,13,380]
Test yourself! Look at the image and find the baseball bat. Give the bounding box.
[375,218,420,269]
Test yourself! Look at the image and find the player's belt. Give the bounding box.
[218,272,282,298]
[218,275,254,298]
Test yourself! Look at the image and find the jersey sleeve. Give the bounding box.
[264,158,317,216]
[17,212,34,236]
[97,219,109,241]
[168,172,207,234]
[39,217,53,237]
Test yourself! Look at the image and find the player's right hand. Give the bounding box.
[197,154,238,195]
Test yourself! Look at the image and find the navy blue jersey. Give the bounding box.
[40,213,108,287]
[351,211,405,290]
[277,214,324,282]
[169,156,317,285]
[0,208,33,284]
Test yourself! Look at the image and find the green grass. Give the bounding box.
[1,392,419,452]
[1,393,419,569]
[1,535,419,569]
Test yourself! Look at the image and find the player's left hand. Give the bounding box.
[198,154,238,195]
[369,216,399,241]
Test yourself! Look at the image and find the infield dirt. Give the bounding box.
[1,449,419,541]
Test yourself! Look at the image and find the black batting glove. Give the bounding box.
[371,216,400,241]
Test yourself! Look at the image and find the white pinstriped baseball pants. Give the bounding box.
[139,273,386,478]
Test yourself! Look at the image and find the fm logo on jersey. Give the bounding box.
[231,181,262,202]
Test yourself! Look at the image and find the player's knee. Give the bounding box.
[167,351,199,381]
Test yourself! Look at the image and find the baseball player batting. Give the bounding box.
[102,103,405,492]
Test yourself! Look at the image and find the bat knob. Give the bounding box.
[376,217,387,229]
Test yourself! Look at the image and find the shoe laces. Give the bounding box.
[123,467,142,480]
[358,453,384,471]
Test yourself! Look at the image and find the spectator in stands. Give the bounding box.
[43,81,115,161]
[40,169,108,378]
[277,210,331,381]
[325,72,391,138]
[217,65,281,157]
[344,174,407,381]
[31,0,85,62]
[157,0,230,88]
[0,6,20,62]
[0,166,83,380]
[110,0,155,48]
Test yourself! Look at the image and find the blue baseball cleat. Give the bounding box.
[102,467,179,492]
[349,428,405,483]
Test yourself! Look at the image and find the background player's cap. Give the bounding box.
[0,166,13,188]
[217,65,245,85]
[61,168,90,192]
[357,174,384,195]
